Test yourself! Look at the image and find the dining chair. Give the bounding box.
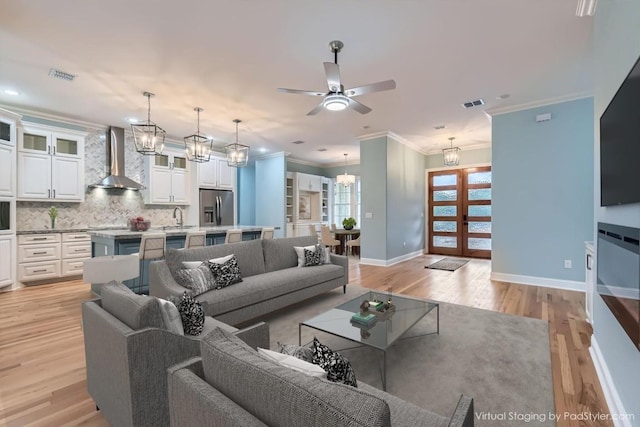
[225,229,243,244]
[133,232,166,294]
[260,227,275,239]
[346,235,361,258]
[184,231,206,249]
[320,225,340,252]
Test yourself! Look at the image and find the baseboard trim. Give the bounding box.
[360,250,423,267]
[490,272,585,292]
[589,336,632,427]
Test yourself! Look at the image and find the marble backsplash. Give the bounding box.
[16,126,191,230]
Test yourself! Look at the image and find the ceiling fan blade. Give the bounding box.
[345,80,396,97]
[348,98,372,115]
[306,103,325,116]
[277,88,325,96]
[323,62,342,92]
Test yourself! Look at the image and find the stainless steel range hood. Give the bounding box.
[89,126,144,190]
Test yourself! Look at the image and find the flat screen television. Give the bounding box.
[599,54,640,206]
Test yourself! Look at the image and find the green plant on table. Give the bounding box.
[342,217,356,229]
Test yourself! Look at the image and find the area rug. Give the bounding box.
[252,285,555,427]
[425,257,469,271]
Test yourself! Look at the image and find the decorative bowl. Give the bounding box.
[129,219,151,232]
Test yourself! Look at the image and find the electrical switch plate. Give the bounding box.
[564,260,572,269]
[365,212,373,219]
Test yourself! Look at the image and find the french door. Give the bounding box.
[427,166,492,258]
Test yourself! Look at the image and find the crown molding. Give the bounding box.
[485,91,593,116]
[0,107,22,120]
[358,130,428,155]
[0,103,107,131]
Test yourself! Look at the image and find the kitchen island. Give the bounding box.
[89,225,266,293]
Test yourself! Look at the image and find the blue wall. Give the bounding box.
[236,166,255,225]
[255,155,286,237]
[323,164,361,178]
[492,98,594,282]
[286,161,326,176]
[360,137,388,260]
[593,0,640,422]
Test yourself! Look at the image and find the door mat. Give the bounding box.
[425,257,469,271]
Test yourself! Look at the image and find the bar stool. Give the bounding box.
[260,227,275,239]
[184,231,206,249]
[225,229,243,244]
[133,232,166,294]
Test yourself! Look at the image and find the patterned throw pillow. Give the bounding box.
[207,255,243,289]
[169,292,205,335]
[312,337,358,387]
[277,342,314,363]
[175,263,216,295]
[304,248,322,267]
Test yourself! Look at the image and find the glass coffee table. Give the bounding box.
[299,291,439,390]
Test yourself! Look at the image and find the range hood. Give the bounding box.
[89,126,145,190]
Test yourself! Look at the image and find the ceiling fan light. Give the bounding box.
[323,94,349,111]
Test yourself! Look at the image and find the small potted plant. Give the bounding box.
[48,206,58,229]
[342,217,356,230]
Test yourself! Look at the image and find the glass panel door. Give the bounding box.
[428,166,492,258]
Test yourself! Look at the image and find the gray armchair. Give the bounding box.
[82,281,268,427]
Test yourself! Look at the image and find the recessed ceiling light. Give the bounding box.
[259,147,267,153]
[128,118,138,123]
[3,89,20,96]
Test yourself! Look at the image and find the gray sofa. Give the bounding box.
[149,236,349,326]
[168,328,475,427]
[82,281,269,427]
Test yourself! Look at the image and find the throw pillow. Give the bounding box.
[175,263,216,295]
[315,243,331,264]
[277,342,314,363]
[258,348,327,377]
[207,255,243,289]
[312,337,358,387]
[169,292,205,335]
[294,244,330,267]
[156,298,184,335]
[303,248,322,266]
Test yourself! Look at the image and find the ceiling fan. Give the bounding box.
[277,40,396,115]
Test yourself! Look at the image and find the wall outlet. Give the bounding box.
[564,259,572,269]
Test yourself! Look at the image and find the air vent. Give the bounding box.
[291,140,304,145]
[462,99,485,109]
[49,68,76,81]
[433,125,446,130]
[317,148,327,152]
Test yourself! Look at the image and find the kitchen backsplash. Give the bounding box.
[16,127,191,230]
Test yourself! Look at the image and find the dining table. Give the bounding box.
[333,228,360,256]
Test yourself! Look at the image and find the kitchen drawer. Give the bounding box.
[18,233,61,244]
[18,242,61,263]
[18,260,60,281]
[62,232,90,242]
[61,257,88,276]
[62,242,91,259]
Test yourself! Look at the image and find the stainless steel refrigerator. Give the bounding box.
[199,189,234,226]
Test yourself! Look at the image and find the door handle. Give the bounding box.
[48,189,51,198]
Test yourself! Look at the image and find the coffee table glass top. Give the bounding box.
[301,291,438,351]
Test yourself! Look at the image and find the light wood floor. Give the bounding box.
[0,255,611,427]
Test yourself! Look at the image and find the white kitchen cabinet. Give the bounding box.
[144,149,190,205]
[0,236,14,288]
[17,232,90,282]
[17,124,86,202]
[0,143,15,197]
[198,156,234,189]
[297,173,322,192]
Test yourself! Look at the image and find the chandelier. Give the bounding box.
[131,92,165,156]
[224,119,249,167]
[442,137,461,166]
[184,107,212,163]
[336,153,356,186]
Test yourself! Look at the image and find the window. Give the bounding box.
[333,178,360,227]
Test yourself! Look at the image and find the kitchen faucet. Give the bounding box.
[173,207,183,229]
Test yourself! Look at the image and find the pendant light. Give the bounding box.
[184,107,213,163]
[336,153,356,186]
[442,137,461,166]
[224,119,249,167]
[131,92,165,156]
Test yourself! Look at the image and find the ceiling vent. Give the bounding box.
[433,125,446,130]
[317,148,328,152]
[49,68,76,81]
[462,99,485,109]
[291,140,305,145]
